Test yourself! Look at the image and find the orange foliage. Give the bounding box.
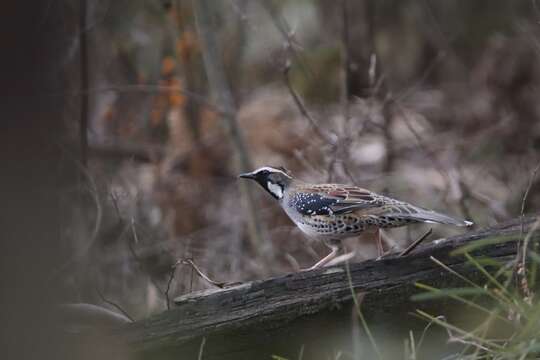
[161,56,176,76]
[176,31,199,63]
[168,78,186,108]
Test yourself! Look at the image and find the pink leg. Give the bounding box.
[302,240,341,271]
[376,229,384,258]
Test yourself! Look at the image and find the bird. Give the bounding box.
[239,166,473,270]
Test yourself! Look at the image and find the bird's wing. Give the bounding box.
[292,184,383,216]
[293,184,472,226]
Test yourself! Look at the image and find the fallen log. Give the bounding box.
[121,215,540,359]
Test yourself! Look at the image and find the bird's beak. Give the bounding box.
[238,172,255,179]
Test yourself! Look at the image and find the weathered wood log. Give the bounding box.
[121,215,540,360]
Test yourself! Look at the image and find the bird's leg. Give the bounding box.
[302,239,342,271]
[376,229,384,259]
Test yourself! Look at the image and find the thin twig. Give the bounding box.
[283,63,336,146]
[95,287,134,322]
[198,337,207,360]
[394,102,450,187]
[341,0,351,127]
[109,189,122,221]
[86,85,226,115]
[45,152,103,283]
[520,162,540,219]
[30,84,223,116]
[127,221,165,295]
[394,102,475,222]
[381,101,395,176]
[260,1,314,79]
[394,51,446,103]
[79,0,88,167]
[127,218,179,310]
[165,263,178,310]
[451,168,476,227]
[178,258,231,289]
[399,228,433,257]
[517,162,540,303]
[334,0,357,185]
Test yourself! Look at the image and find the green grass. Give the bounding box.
[273,224,540,360]
[409,227,540,359]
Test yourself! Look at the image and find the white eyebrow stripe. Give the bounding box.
[254,166,291,178]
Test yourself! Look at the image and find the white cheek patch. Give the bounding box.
[267,182,283,199]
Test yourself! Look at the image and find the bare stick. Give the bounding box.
[283,63,335,146]
[516,161,540,303]
[109,189,122,221]
[95,286,134,322]
[394,102,475,222]
[520,162,540,219]
[79,0,88,167]
[395,103,450,185]
[399,228,433,257]
[127,221,166,296]
[260,1,314,80]
[45,153,102,283]
[165,264,178,310]
[341,0,351,126]
[68,84,225,115]
[178,259,229,289]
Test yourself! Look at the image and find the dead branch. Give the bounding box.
[95,287,134,322]
[399,228,432,257]
[516,161,540,303]
[79,0,88,167]
[341,0,351,125]
[45,155,103,283]
[165,264,178,310]
[177,258,242,289]
[283,63,336,146]
[260,1,314,79]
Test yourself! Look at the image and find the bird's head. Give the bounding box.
[239,166,293,200]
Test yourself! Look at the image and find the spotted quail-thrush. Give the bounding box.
[239,166,472,270]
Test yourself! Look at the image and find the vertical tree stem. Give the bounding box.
[341,0,351,125]
[79,0,88,167]
[193,0,265,257]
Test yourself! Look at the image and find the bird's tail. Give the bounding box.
[407,206,473,227]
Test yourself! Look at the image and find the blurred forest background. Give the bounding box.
[8,0,540,324]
